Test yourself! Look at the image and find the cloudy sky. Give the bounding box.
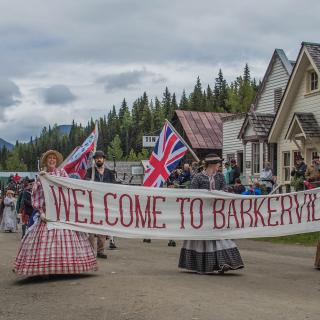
[0,0,319,143]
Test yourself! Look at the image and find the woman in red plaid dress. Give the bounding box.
[14,150,97,276]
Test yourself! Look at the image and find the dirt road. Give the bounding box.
[0,231,319,320]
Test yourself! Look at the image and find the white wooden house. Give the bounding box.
[269,42,320,185]
[223,49,293,181]
[222,113,249,176]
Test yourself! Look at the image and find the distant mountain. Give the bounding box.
[0,138,14,151]
[57,125,72,136]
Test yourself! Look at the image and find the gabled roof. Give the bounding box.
[269,42,320,142]
[173,110,231,149]
[252,49,293,109]
[285,112,320,139]
[221,113,246,122]
[304,42,320,71]
[238,112,275,139]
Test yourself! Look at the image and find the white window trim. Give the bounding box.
[305,70,319,95]
[282,151,291,183]
[252,142,260,175]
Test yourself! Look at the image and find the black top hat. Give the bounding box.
[93,150,106,159]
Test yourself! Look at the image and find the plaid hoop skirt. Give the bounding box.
[14,221,97,276]
[179,240,244,274]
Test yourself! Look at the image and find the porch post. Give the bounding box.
[243,142,247,178]
[259,140,264,174]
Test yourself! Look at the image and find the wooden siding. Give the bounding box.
[223,117,252,177]
[256,56,290,114]
[275,59,320,183]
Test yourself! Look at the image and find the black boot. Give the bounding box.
[168,240,176,247]
[109,240,117,249]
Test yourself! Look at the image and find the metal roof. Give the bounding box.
[174,110,231,149]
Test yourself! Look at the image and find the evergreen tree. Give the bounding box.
[171,93,178,112]
[127,149,138,161]
[206,85,214,111]
[162,87,173,119]
[107,135,123,160]
[190,76,203,111]
[243,63,251,82]
[5,149,27,171]
[214,69,228,111]
[179,89,189,110]
[153,97,165,131]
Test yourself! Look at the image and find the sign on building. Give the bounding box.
[131,165,144,176]
[142,136,159,147]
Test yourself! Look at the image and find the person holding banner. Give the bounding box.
[85,150,117,258]
[14,150,97,276]
[178,154,244,274]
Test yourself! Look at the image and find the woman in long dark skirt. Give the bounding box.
[179,154,244,274]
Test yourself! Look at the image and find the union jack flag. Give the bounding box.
[143,122,188,187]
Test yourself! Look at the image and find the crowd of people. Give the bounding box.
[0,149,319,278]
[166,158,275,195]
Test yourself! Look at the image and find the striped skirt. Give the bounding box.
[14,221,97,276]
[179,240,244,274]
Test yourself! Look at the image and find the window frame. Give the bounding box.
[252,142,260,175]
[282,151,291,183]
[274,87,282,111]
[310,71,318,91]
[306,70,319,93]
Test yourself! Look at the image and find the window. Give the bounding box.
[274,88,282,111]
[283,151,291,182]
[293,151,302,166]
[252,143,260,174]
[237,151,243,174]
[310,71,318,91]
[312,151,319,160]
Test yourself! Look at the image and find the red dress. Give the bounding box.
[14,169,97,276]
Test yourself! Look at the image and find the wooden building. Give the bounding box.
[172,110,230,161]
[269,42,320,185]
[222,49,293,181]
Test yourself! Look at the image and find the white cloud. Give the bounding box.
[0,0,319,142]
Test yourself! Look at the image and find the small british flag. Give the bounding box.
[64,127,97,178]
[143,122,188,187]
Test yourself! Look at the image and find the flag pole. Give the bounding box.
[165,119,200,162]
[91,120,99,181]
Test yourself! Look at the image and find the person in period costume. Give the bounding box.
[85,150,117,258]
[305,155,320,188]
[0,190,17,232]
[229,159,241,185]
[19,179,35,238]
[260,162,274,194]
[0,196,4,225]
[223,162,231,185]
[179,154,244,274]
[14,150,97,276]
[290,155,307,191]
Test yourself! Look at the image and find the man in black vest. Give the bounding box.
[85,150,117,259]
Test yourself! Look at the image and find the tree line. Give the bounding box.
[0,65,259,171]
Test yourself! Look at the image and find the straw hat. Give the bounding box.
[6,190,15,196]
[41,150,63,168]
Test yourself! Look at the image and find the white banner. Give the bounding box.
[41,174,320,240]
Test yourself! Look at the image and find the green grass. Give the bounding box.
[255,232,320,246]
